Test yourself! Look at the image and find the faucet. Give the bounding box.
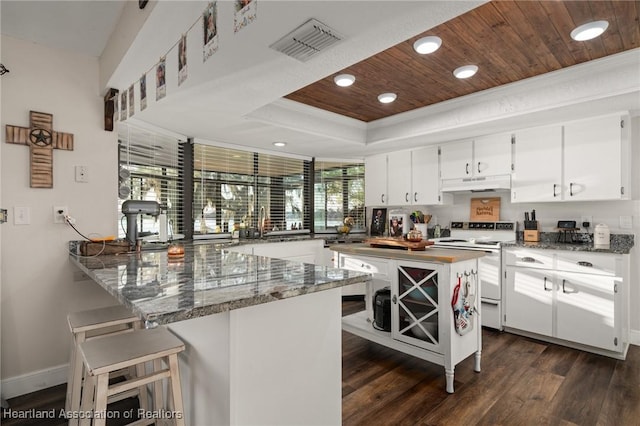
[258,206,266,238]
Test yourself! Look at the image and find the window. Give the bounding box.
[117,127,365,239]
[118,123,184,240]
[314,161,365,233]
[193,143,310,237]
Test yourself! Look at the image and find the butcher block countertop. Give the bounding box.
[330,243,485,263]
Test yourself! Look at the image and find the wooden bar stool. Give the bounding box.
[66,305,142,422]
[78,326,185,426]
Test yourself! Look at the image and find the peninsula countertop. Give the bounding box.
[69,241,370,325]
[330,243,485,263]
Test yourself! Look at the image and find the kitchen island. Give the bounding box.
[331,244,485,393]
[69,241,370,426]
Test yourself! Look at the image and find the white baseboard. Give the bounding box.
[1,364,68,400]
[630,329,640,346]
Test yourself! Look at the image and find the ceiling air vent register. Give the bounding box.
[269,19,343,62]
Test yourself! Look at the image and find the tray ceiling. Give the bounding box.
[285,0,640,123]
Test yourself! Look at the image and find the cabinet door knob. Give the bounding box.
[521,256,536,263]
[414,192,418,202]
[405,192,409,202]
[577,261,593,267]
[477,162,481,174]
[466,162,470,175]
[569,183,575,196]
[392,295,397,304]
[553,184,558,198]
[543,276,551,291]
[562,279,566,293]
[381,194,385,203]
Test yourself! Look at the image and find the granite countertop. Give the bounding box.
[504,232,634,255]
[69,241,370,326]
[330,243,485,263]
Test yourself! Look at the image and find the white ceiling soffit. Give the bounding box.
[250,49,640,157]
[105,1,483,158]
[269,18,343,62]
[0,0,126,57]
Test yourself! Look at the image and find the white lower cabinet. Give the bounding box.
[504,248,629,358]
[392,262,442,353]
[505,266,553,336]
[337,253,481,393]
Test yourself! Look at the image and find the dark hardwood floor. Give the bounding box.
[3,299,639,426]
[342,299,640,426]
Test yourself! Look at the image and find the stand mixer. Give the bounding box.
[121,200,162,249]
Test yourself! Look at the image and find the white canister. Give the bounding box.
[593,224,610,249]
[414,223,428,239]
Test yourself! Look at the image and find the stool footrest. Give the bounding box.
[122,419,156,426]
[106,388,138,404]
[108,369,171,397]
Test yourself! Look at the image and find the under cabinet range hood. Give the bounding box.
[441,174,512,193]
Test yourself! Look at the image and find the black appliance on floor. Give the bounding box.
[373,287,391,332]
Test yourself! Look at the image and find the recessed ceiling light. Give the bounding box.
[570,20,609,41]
[273,141,287,147]
[334,74,355,87]
[413,36,442,54]
[453,65,478,79]
[378,93,397,104]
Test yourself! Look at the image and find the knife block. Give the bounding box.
[523,221,540,242]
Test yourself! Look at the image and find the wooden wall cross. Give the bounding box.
[5,111,74,188]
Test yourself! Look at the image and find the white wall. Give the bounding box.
[1,36,120,398]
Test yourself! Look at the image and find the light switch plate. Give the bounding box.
[14,206,30,225]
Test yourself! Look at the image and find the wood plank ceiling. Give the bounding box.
[285,1,640,123]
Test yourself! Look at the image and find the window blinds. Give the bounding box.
[314,160,365,232]
[118,123,184,240]
[193,143,309,237]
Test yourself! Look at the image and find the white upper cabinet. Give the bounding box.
[365,147,451,207]
[440,133,512,180]
[411,145,452,205]
[473,133,513,176]
[365,153,388,206]
[440,139,474,180]
[511,124,563,202]
[387,150,413,206]
[512,113,630,203]
[563,114,629,201]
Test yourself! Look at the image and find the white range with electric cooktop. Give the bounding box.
[431,221,516,330]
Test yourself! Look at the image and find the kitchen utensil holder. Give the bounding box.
[523,221,540,242]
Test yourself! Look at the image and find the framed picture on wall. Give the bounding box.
[370,208,387,236]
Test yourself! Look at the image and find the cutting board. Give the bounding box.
[365,237,434,251]
[470,197,500,222]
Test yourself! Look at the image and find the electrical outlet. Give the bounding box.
[53,205,68,224]
[619,215,633,229]
[581,216,592,228]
